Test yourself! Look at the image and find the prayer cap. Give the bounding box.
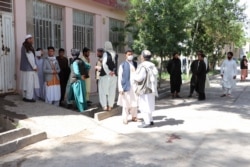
[25,34,32,40]
[141,50,152,58]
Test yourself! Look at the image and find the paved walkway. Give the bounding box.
[1,74,250,167]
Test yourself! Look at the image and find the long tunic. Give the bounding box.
[220,59,237,89]
[167,58,182,93]
[68,59,90,112]
[117,61,138,108]
[134,61,158,114]
[20,51,40,99]
[57,56,70,101]
[35,57,45,99]
[98,51,117,108]
[196,60,207,99]
[43,57,61,103]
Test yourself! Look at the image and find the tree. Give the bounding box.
[127,0,190,85]
[186,0,246,69]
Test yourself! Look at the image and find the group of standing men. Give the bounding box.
[19,34,159,128]
[20,34,92,110]
[167,50,239,100]
[167,50,208,101]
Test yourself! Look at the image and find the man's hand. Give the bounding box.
[81,75,86,80]
[221,74,223,78]
[109,71,115,76]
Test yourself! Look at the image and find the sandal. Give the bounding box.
[132,117,140,122]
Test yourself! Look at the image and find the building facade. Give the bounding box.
[0,0,127,94]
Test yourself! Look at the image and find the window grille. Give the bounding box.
[109,18,125,53]
[0,0,12,13]
[33,0,63,50]
[73,10,94,51]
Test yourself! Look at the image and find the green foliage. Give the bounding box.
[127,0,190,57]
[186,0,246,58]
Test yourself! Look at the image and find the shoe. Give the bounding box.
[188,94,192,98]
[23,98,36,102]
[220,94,226,97]
[172,95,175,99]
[67,104,73,109]
[87,101,92,104]
[103,107,108,111]
[227,94,232,97]
[132,117,138,122]
[150,121,154,125]
[123,119,128,124]
[176,95,181,98]
[138,123,151,128]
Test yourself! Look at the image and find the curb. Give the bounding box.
[0,131,47,156]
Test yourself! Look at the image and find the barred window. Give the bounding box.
[0,0,12,12]
[109,18,125,53]
[33,1,63,49]
[73,10,94,51]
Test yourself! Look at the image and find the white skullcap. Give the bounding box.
[25,34,32,40]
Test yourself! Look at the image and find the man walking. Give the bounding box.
[220,52,237,97]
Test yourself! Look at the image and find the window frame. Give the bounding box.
[33,0,64,50]
[73,9,94,51]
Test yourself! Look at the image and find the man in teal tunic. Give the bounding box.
[68,49,90,112]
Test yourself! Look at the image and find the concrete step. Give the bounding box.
[0,131,47,156]
[0,126,3,133]
[0,128,31,144]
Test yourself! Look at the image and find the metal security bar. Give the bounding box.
[33,0,63,50]
[73,10,94,51]
[0,0,12,13]
[109,18,124,53]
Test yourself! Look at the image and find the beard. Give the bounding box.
[228,56,232,60]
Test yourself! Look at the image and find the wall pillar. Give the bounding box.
[14,0,28,92]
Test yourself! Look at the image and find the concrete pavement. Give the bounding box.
[1,74,250,167]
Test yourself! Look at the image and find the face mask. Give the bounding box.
[127,55,134,61]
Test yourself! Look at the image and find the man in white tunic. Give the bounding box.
[20,34,39,102]
[220,51,237,97]
[134,50,158,128]
[98,41,118,111]
[117,50,138,124]
[35,48,45,100]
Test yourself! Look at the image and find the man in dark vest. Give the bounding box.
[20,34,39,102]
[97,41,118,111]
